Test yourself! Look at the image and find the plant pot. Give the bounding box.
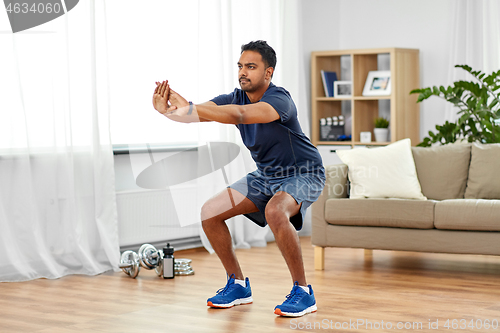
[374,128,389,142]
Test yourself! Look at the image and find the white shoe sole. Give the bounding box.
[274,304,317,317]
[207,296,253,308]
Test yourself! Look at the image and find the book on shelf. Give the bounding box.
[320,70,338,97]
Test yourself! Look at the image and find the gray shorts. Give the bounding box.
[228,168,325,230]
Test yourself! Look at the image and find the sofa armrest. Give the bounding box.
[311,164,348,247]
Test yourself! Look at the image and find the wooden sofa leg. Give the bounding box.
[314,246,325,270]
[364,249,373,256]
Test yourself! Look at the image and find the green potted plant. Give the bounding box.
[410,65,500,147]
[374,117,390,142]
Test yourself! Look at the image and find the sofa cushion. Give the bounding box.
[324,198,435,229]
[464,143,500,199]
[435,199,500,231]
[336,139,426,200]
[411,144,471,200]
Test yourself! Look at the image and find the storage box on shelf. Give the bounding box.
[311,48,420,149]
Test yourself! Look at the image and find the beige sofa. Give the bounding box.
[312,142,500,270]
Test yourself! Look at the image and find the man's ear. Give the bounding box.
[266,67,274,80]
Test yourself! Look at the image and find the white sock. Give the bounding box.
[299,285,310,294]
[235,279,246,287]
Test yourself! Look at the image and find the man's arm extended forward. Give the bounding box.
[164,100,280,124]
[154,81,280,124]
[191,101,215,123]
[191,101,280,124]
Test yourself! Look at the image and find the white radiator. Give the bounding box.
[116,187,200,248]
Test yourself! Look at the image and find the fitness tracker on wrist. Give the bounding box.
[187,101,194,115]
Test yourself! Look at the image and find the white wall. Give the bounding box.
[300,0,457,141]
[300,0,341,137]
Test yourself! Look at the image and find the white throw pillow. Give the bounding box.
[336,139,427,200]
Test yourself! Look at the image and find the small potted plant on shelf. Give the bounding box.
[374,117,390,142]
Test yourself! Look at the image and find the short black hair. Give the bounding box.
[241,40,277,70]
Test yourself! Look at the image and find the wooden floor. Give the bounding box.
[1,237,500,333]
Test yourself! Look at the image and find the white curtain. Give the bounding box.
[445,0,500,122]
[0,1,119,282]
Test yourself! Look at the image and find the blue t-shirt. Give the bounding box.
[211,83,323,177]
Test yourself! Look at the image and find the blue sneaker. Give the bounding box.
[207,274,253,308]
[274,282,317,317]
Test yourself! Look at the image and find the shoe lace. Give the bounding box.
[216,273,236,296]
[283,283,304,305]
[284,291,301,304]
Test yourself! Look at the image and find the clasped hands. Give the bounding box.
[152,80,190,116]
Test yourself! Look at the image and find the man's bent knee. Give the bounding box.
[200,192,239,222]
[201,198,220,222]
[264,204,289,229]
[201,205,223,234]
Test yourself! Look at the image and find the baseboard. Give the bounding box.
[119,236,203,253]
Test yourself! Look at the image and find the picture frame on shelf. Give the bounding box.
[333,81,352,98]
[362,70,391,96]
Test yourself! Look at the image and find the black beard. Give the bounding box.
[239,81,254,92]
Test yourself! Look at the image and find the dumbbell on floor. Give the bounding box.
[138,243,163,277]
[119,244,163,278]
[120,243,193,279]
[119,250,141,278]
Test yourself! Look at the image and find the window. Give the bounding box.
[1,0,287,149]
